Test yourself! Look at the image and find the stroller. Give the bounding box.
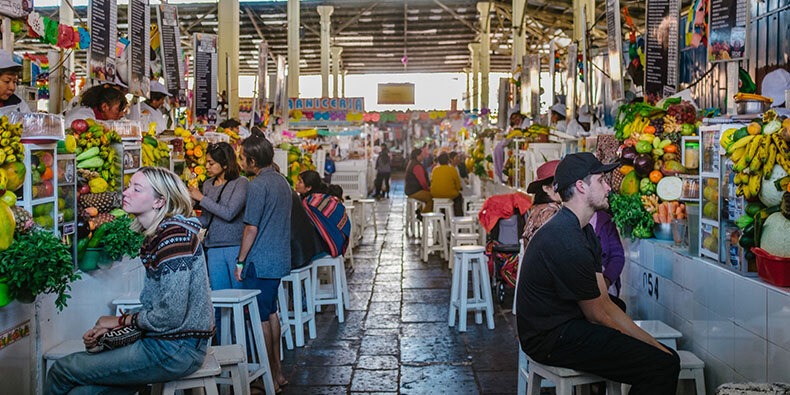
[479,194,531,306]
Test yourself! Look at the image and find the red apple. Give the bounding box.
[71,119,89,133]
[79,184,91,194]
[40,152,54,167]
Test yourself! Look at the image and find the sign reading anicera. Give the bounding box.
[288,98,365,112]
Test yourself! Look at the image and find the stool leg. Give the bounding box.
[472,259,483,325]
[204,377,220,395]
[292,279,305,347]
[606,381,622,395]
[304,274,317,340]
[372,203,378,237]
[247,299,276,395]
[694,368,706,395]
[477,255,496,330]
[277,284,294,351]
[526,371,541,395]
[340,260,351,311]
[231,304,248,362]
[220,307,232,346]
[459,256,468,332]
[421,219,429,262]
[440,219,448,260]
[333,263,345,323]
[448,253,460,328]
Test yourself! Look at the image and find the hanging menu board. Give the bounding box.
[157,4,184,96]
[520,54,540,118]
[605,0,624,101]
[193,33,218,124]
[128,0,150,98]
[88,0,118,83]
[643,0,680,104]
[0,0,33,18]
[708,0,747,61]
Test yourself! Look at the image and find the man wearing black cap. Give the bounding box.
[516,152,680,394]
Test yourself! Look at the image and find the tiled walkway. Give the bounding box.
[280,177,520,394]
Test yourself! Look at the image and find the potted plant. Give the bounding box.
[0,229,81,310]
[98,215,144,262]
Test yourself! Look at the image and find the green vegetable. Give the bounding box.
[143,136,159,147]
[739,233,755,249]
[636,141,653,154]
[76,156,104,169]
[87,223,109,248]
[76,146,100,161]
[662,97,682,109]
[614,103,665,141]
[609,193,655,240]
[681,123,696,136]
[98,215,145,261]
[640,178,656,195]
[745,202,765,217]
[734,214,754,229]
[733,127,749,141]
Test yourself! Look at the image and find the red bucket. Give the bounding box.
[752,248,790,287]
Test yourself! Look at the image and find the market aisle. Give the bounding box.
[278,175,521,394]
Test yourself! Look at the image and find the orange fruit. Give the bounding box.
[41,167,54,181]
[649,170,663,183]
[186,149,194,157]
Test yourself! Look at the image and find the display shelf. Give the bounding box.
[18,143,60,234]
[57,154,77,264]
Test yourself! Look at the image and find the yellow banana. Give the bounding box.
[745,134,763,162]
[749,155,763,174]
[730,147,746,163]
[733,154,749,172]
[763,143,777,179]
[772,133,789,152]
[748,173,761,197]
[727,134,755,154]
[777,154,790,174]
[736,184,746,198]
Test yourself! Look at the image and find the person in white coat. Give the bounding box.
[130,81,171,135]
[64,84,129,125]
[550,103,568,132]
[0,50,31,116]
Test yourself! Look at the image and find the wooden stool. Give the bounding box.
[311,255,350,323]
[278,265,316,347]
[433,198,454,223]
[526,356,622,395]
[421,213,447,262]
[448,245,494,332]
[211,289,276,394]
[212,344,250,395]
[678,350,706,395]
[406,197,424,238]
[355,198,378,237]
[344,204,356,268]
[152,350,221,395]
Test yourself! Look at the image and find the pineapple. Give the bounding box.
[609,170,624,193]
[10,206,34,234]
[79,192,120,213]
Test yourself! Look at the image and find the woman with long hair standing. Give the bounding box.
[46,167,214,394]
[405,148,433,215]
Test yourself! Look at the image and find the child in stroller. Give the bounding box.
[478,193,533,305]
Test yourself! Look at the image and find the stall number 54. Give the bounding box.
[642,272,659,300]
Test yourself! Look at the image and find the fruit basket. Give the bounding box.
[13,113,65,143]
[752,248,790,287]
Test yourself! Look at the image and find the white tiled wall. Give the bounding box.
[621,239,790,394]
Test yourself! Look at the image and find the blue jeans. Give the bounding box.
[206,245,243,290]
[46,337,206,395]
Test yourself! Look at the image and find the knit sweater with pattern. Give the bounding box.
[132,216,214,339]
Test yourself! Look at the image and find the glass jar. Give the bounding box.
[684,142,700,170]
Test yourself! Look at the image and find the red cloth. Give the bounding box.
[478,192,533,233]
[413,164,430,191]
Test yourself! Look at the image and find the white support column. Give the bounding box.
[511,0,526,70]
[477,2,492,109]
[218,0,240,118]
[287,0,300,97]
[464,67,471,111]
[317,5,333,98]
[342,69,347,98]
[468,43,480,110]
[331,46,343,98]
[1,17,11,50]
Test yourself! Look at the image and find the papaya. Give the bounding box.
[619,171,640,196]
[1,161,26,192]
[660,160,688,176]
[0,201,15,251]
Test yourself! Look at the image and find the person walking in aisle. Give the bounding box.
[235,135,291,392]
[374,144,392,198]
[517,152,679,394]
[46,167,214,394]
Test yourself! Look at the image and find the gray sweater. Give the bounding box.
[198,176,248,248]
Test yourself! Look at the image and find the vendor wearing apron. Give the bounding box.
[0,49,31,116]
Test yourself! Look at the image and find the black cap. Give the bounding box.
[553,152,620,192]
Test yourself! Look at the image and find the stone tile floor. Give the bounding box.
[279,179,521,394]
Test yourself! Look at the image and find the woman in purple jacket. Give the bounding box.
[590,210,627,312]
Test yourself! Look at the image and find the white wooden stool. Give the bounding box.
[406,197,423,238]
[112,294,143,315]
[344,204,356,268]
[634,320,683,349]
[526,356,622,395]
[311,255,350,323]
[451,216,476,234]
[678,350,706,395]
[449,233,480,269]
[421,213,448,262]
[278,265,316,347]
[517,347,529,395]
[448,245,494,332]
[212,344,250,395]
[355,198,378,237]
[433,198,454,223]
[211,289,276,394]
[152,350,221,395]
[42,339,86,390]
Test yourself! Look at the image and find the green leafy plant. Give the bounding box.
[99,215,144,261]
[609,193,655,240]
[0,230,81,310]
